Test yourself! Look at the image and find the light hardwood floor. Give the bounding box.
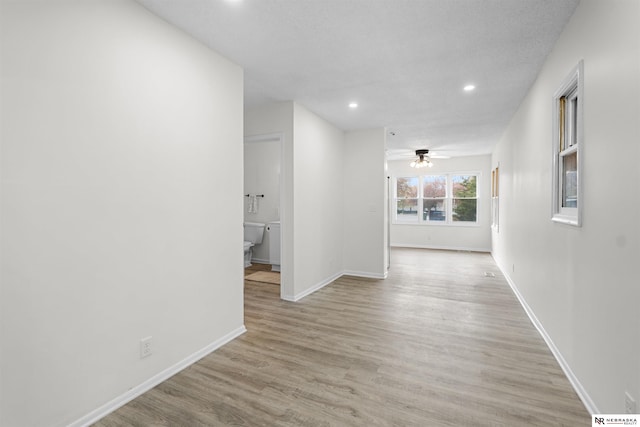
[95,248,589,426]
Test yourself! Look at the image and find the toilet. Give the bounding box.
[243,222,265,268]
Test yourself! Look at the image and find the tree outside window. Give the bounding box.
[393,173,479,225]
[396,177,418,221]
[423,175,446,221]
[452,175,477,222]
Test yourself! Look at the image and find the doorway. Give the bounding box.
[243,133,286,298]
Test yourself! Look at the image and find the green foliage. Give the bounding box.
[452,176,477,221]
[453,176,476,197]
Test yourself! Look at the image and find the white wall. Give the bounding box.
[388,155,492,252]
[0,1,245,426]
[343,129,388,278]
[292,103,345,299]
[244,140,281,263]
[245,104,390,296]
[492,0,640,413]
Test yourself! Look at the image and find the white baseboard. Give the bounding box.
[282,269,388,302]
[285,271,343,302]
[343,270,388,279]
[493,257,599,415]
[281,292,296,301]
[70,325,247,427]
[391,243,491,252]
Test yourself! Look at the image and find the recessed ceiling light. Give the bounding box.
[349,102,358,109]
[464,84,476,92]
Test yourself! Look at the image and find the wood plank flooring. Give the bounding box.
[94,248,589,426]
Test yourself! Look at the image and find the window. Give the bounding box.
[552,61,583,226]
[396,177,419,220]
[394,173,479,225]
[491,165,499,231]
[452,175,477,222]
[422,175,447,221]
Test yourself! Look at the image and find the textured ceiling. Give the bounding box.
[137,0,579,158]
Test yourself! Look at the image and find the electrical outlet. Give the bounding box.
[140,336,152,359]
[625,391,636,414]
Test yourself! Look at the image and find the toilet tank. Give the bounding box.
[243,222,265,244]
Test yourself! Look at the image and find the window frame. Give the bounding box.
[394,176,420,223]
[451,174,479,223]
[422,174,448,223]
[393,172,480,226]
[552,60,583,227]
[491,164,499,232]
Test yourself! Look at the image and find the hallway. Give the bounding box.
[96,249,588,426]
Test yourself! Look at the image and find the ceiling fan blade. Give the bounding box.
[385,149,416,158]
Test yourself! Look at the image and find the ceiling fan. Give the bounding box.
[409,149,434,168]
[385,148,451,162]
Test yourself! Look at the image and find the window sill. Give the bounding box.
[392,221,481,228]
[551,214,581,227]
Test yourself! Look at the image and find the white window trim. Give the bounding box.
[392,172,481,226]
[491,163,499,232]
[552,60,583,227]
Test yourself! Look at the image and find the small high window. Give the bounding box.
[552,61,583,226]
[491,165,499,231]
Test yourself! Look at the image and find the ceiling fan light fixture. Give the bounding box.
[410,149,434,168]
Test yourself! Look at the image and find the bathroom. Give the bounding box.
[243,136,281,278]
